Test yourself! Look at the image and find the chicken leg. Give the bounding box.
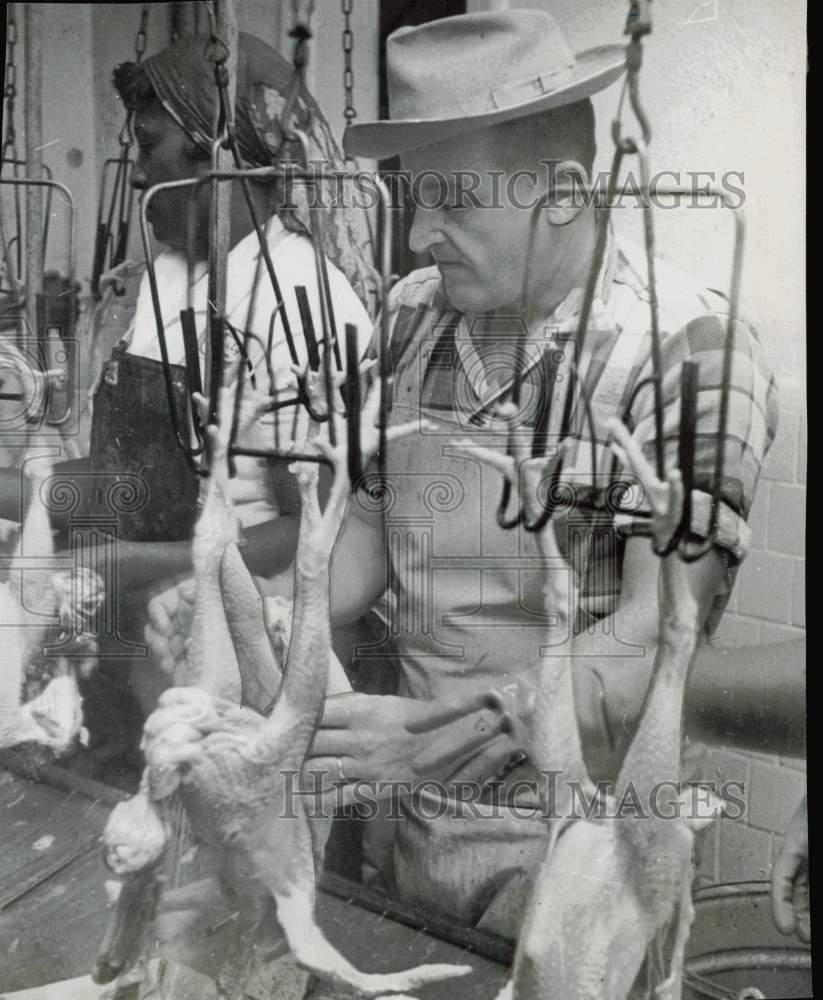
[476,416,723,1000]
[97,372,469,997]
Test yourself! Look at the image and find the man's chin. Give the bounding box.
[439,270,494,314]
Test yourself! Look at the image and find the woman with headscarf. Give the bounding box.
[102,30,374,556]
[1,31,375,780]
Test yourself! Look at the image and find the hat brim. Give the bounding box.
[345,44,627,160]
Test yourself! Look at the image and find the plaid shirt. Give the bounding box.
[362,230,778,700]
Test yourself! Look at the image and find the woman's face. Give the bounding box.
[131,101,211,256]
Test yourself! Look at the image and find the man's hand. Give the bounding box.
[144,578,197,679]
[305,689,520,808]
[771,794,809,942]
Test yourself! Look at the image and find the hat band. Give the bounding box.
[489,64,576,111]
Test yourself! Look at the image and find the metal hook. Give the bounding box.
[667,185,745,562]
[141,158,394,486]
[613,2,653,152]
[605,182,745,560]
[495,326,527,531]
[280,1,315,152]
[0,174,77,426]
[489,141,742,565]
[91,151,134,300]
[492,145,625,535]
[292,284,333,424]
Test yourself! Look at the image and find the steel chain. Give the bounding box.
[342,0,356,125]
[280,0,315,150]
[291,0,316,32]
[3,4,18,151]
[203,0,236,151]
[134,2,150,62]
[117,4,151,145]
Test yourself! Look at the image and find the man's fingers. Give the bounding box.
[307,731,363,758]
[606,418,659,493]
[302,757,359,787]
[411,710,513,776]
[771,850,802,935]
[446,735,519,786]
[318,691,361,728]
[308,784,386,815]
[191,392,209,427]
[797,909,811,943]
[311,708,507,774]
[169,634,186,660]
[771,886,798,936]
[159,585,183,614]
[144,625,175,676]
[319,690,505,734]
[404,689,508,734]
[792,867,810,942]
[147,598,174,639]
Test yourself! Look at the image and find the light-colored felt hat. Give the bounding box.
[345,10,626,160]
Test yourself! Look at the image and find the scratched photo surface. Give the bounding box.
[0,2,807,999]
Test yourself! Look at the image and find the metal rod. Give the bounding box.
[0,176,76,300]
[0,180,21,300]
[496,326,527,530]
[685,949,811,978]
[140,166,395,482]
[345,322,362,486]
[191,166,300,367]
[294,284,321,370]
[138,179,205,459]
[23,2,44,349]
[307,204,337,445]
[205,0,238,428]
[376,174,393,480]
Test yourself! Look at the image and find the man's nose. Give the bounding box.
[408,206,446,255]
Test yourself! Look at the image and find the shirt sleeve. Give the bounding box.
[614,311,779,564]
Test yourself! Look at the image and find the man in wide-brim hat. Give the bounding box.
[306,3,777,959]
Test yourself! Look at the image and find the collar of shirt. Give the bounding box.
[449,222,620,419]
[127,215,290,360]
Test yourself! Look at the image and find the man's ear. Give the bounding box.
[543,159,589,228]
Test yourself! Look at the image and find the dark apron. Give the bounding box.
[89,340,200,542]
[77,341,200,783]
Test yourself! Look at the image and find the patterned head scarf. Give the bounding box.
[114,32,377,313]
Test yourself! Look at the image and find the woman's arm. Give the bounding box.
[0,458,92,528]
[570,541,805,771]
[264,489,390,628]
[100,514,301,592]
[683,638,805,756]
[573,635,806,769]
